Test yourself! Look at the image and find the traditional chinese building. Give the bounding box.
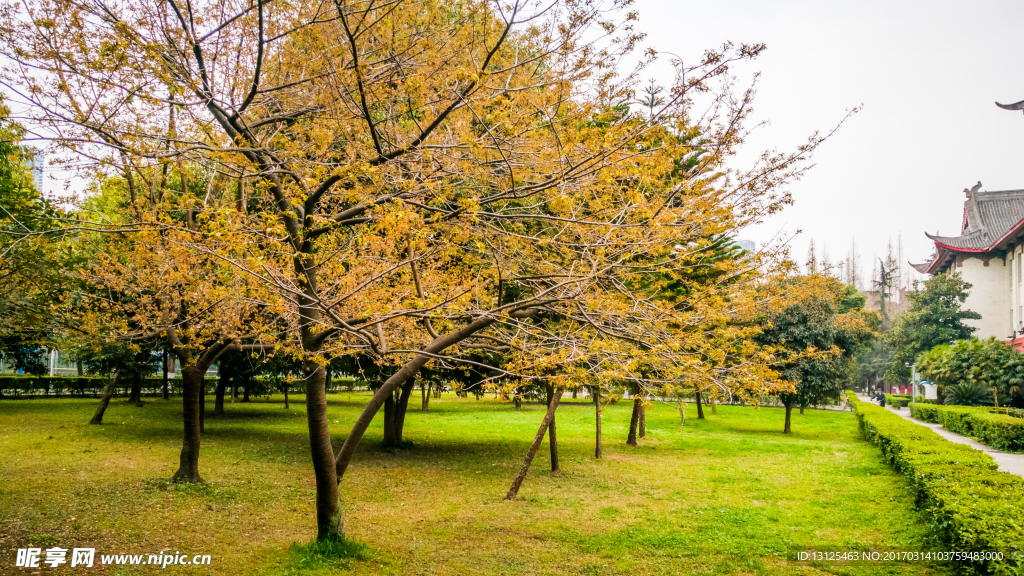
[911,182,1024,349]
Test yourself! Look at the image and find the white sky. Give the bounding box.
[635,0,1024,285]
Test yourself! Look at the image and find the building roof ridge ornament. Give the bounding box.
[996,98,1024,112]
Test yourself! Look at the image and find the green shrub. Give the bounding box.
[847,391,1024,575]
[908,403,1024,452]
[918,338,1023,407]
[910,402,941,423]
[0,376,107,397]
[944,381,994,406]
[886,394,913,408]
[0,376,184,398]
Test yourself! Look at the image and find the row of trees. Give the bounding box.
[854,272,982,392]
[0,0,868,542]
[848,261,1024,407]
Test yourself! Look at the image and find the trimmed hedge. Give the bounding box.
[0,376,183,398]
[886,394,913,408]
[847,391,1024,575]
[0,375,362,398]
[909,403,1024,453]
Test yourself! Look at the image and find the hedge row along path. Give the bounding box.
[855,393,1024,477]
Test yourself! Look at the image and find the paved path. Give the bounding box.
[855,394,1024,478]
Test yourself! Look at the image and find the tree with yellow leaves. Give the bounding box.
[1,0,840,540]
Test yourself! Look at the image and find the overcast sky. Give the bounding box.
[634,0,1024,285]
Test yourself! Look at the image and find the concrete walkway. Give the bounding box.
[855,394,1024,478]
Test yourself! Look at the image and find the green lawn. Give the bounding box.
[0,392,953,575]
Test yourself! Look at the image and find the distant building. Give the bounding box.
[911,182,1024,348]
[737,239,756,253]
[26,148,44,193]
[861,288,911,319]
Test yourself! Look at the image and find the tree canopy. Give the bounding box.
[757,276,878,432]
[0,0,844,540]
[883,272,980,382]
[918,337,1024,407]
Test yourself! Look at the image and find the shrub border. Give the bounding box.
[847,391,1024,575]
[909,403,1024,453]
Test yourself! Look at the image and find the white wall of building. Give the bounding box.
[956,256,1009,339]
[1010,246,1021,335]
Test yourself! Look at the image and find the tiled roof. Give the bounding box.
[968,188,1024,241]
[925,229,989,250]
[926,186,1024,252]
[918,185,1024,274]
[909,261,932,274]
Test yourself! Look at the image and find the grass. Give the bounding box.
[0,392,955,575]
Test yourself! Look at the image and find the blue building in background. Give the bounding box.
[28,149,44,193]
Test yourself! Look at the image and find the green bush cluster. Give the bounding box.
[918,338,1024,407]
[886,394,913,408]
[0,375,362,398]
[909,403,1024,452]
[0,376,178,397]
[847,392,1024,575]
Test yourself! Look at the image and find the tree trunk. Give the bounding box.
[783,399,793,434]
[200,379,205,434]
[546,382,560,472]
[243,383,250,402]
[710,395,717,415]
[89,374,120,425]
[162,350,169,400]
[572,388,577,399]
[677,401,685,425]
[381,378,416,447]
[695,389,705,419]
[627,394,642,445]
[594,387,602,459]
[77,359,84,376]
[382,386,397,446]
[514,395,522,409]
[333,315,505,482]
[799,405,804,415]
[505,387,564,500]
[128,374,142,406]
[394,378,415,445]
[638,398,646,438]
[302,361,343,540]
[284,384,289,409]
[172,366,204,482]
[421,380,430,411]
[215,370,226,416]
